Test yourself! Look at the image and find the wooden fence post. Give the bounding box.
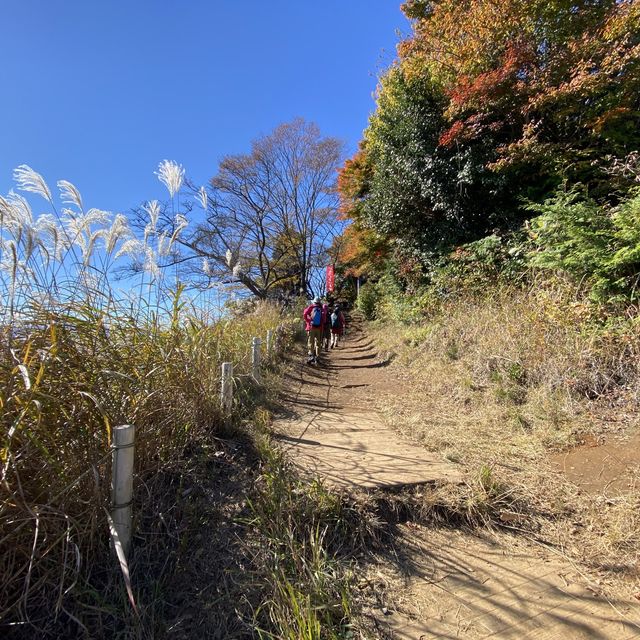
[252,337,262,382]
[111,424,135,556]
[221,362,233,414]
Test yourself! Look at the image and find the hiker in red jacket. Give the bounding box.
[303,297,325,364]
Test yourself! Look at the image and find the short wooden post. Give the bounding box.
[111,424,135,556]
[252,337,262,382]
[266,329,274,357]
[221,362,233,414]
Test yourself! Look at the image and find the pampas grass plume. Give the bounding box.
[155,160,184,198]
[198,186,207,210]
[57,180,84,211]
[14,165,52,203]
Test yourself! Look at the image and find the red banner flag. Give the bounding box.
[326,264,335,293]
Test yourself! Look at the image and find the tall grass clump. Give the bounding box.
[0,165,285,637]
[375,281,640,443]
[246,439,357,640]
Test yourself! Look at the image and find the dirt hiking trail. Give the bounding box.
[272,317,640,639]
[273,322,461,490]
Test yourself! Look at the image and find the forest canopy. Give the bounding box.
[338,0,640,275]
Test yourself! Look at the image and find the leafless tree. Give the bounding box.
[157,119,344,300]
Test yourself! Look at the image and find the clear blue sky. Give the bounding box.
[0,1,406,214]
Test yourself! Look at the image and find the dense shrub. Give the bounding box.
[529,188,640,304]
[429,233,530,298]
[355,283,379,320]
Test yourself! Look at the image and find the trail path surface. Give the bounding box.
[272,319,640,639]
[273,323,461,489]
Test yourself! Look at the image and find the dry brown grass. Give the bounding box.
[0,298,297,638]
[366,285,640,594]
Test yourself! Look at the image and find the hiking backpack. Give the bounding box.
[330,311,341,329]
[311,305,323,327]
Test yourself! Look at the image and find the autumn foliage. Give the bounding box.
[332,222,390,277]
[338,0,640,266]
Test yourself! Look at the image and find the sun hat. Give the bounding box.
[313,296,321,303]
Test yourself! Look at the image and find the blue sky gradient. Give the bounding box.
[1,1,406,214]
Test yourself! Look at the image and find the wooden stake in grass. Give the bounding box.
[111,424,135,556]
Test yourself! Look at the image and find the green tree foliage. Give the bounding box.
[339,67,512,258]
[530,188,640,303]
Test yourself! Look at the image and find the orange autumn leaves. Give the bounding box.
[406,0,640,159]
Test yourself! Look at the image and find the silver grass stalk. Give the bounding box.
[0,194,11,221]
[1,252,18,277]
[145,200,160,229]
[33,215,59,267]
[83,208,112,228]
[115,238,145,260]
[17,260,36,282]
[0,238,16,260]
[37,240,52,270]
[13,165,52,203]
[83,229,103,265]
[1,241,18,281]
[32,214,66,264]
[155,160,184,198]
[225,247,240,269]
[198,186,207,210]
[168,214,188,250]
[65,217,88,254]
[54,235,71,261]
[175,213,188,230]
[143,200,160,242]
[157,230,170,257]
[6,191,33,229]
[22,226,40,262]
[12,225,24,248]
[144,246,160,278]
[57,180,84,211]
[63,208,111,258]
[104,213,130,254]
[34,213,60,240]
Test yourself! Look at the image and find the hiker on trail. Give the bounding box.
[322,302,331,351]
[330,304,346,348]
[303,297,325,364]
